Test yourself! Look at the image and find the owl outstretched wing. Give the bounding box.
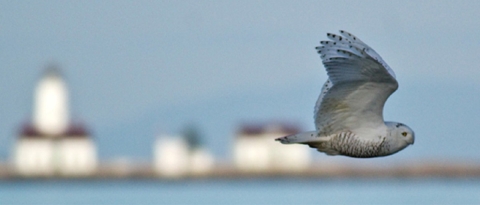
[314,31,398,138]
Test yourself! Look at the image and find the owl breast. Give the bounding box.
[328,132,388,158]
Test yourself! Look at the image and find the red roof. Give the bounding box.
[237,122,301,137]
[19,122,91,138]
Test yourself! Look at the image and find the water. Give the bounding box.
[1,178,480,204]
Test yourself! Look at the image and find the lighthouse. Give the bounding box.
[33,67,69,136]
[13,65,97,177]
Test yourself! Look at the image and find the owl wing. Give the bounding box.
[313,79,332,128]
[314,30,398,138]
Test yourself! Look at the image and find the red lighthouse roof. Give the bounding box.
[19,121,91,138]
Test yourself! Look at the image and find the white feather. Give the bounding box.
[276,131,324,144]
[313,79,332,129]
[313,31,398,140]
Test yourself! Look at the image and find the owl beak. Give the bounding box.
[409,134,415,145]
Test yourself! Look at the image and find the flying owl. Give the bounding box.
[276,30,414,158]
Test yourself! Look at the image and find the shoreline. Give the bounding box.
[2,160,480,180]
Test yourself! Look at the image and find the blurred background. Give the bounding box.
[1,0,480,204]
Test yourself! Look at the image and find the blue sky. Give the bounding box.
[1,1,480,164]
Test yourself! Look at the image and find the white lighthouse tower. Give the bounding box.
[13,66,97,177]
[33,68,69,136]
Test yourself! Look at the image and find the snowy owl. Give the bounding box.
[276,30,414,158]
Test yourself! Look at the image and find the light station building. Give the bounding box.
[13,67,97,177]
[153,135,214,178]
[233,122,311,172]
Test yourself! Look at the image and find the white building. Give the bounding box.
[153,135,214,178]
[233,122,311,172]
[153,136,190,178]
[14,133,55,176]
[13,67,97,177]
[189,147,214,175]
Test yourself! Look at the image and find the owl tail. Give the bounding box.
[275,131,325,144]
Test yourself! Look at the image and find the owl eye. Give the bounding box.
[401,132,408,137]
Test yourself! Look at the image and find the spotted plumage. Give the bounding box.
[276,30,414,158]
